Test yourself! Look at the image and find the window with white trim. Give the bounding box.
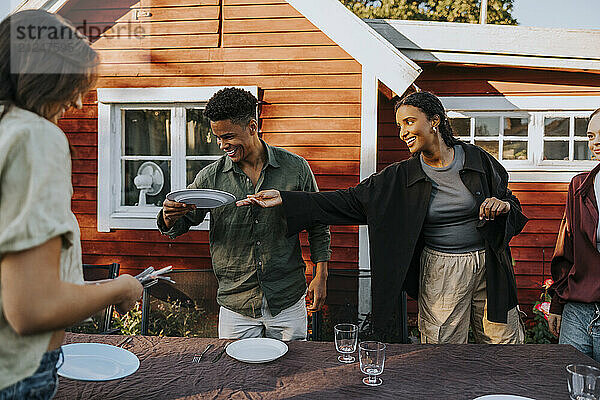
[97,86,258,232]
[441,96,599,182]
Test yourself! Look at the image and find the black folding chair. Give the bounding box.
[310,267,409,343]
[66,263,120,334]
[140,269,219,337]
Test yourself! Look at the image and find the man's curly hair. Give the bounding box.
[204,87,257,126]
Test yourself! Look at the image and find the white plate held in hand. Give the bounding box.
[57,343,140,381]
[166,189,236,208]
[226,338,288,363]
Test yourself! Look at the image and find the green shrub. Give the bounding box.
[112,299,218,337]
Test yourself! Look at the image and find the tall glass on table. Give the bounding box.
[359,341,385,386]
[334,323,358,363]
[567,364,600,400]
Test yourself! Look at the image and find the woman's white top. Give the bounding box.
[0,106,84,390]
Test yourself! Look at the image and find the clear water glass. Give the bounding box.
[334,323,358,363]
[567,364,600,400]
[359,341,385,386]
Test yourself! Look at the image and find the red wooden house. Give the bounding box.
[12,0,600,324]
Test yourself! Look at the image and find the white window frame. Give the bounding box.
[97,86,258,232]
[440,96,600,182]
[448,111,532,169]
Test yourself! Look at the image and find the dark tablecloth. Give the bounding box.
[55,333,598,400]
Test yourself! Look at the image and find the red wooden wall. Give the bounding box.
[57,0,362,305]
[56,0,600,321]
[378,64,600,319]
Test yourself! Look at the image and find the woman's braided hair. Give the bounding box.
[394,91,460,149]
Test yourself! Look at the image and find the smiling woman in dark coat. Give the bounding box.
[238,92,528,343]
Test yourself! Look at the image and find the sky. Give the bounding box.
[512,0,600,29]
[1,0,599,29]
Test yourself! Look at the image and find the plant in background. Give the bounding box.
[525,278,557,344]
[111,299,218,337]
[112,302,143,336]
[146,300,210,337]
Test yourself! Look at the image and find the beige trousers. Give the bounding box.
[218,293,307,341]
[418,247,524,344]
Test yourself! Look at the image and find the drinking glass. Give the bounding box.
[359,341,385,386]
[334,323,358,363]
[567,364,600,400]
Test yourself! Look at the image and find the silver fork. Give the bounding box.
[192,344,213,363]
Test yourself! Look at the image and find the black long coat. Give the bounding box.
[281,142,528,338]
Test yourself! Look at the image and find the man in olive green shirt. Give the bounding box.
[158,88,331,340]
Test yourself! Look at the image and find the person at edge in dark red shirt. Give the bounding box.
[549,107,600,362]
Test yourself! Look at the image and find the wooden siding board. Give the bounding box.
[261,118,360,133]
[67,6,220,23]
[224,0,287,4]
[510,233,560,248]
[265,133,360,147]
[93,35,220,50]
[512,191,567,205]
[223,32,335,47]
[223,18,318,33]
[101,21,221,36]
[304,161,360,176]
[98,46,353,64]
[519,205,565,219]
[72,160,98,174]
[223,4,303,19]
[262,89,360,104]
[71,147,97,160]
[65,132,98,146]
[70,0,221,9]
[97,60,361,76]
[260,104,362,118]
[277,147,359,162]
[97,75,361,89]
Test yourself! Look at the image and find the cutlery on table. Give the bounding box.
[192,344,213,363]
[115,337,133,348]
[211,342,230,363]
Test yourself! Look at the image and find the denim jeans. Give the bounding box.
[0,348,63,400]
[559,302,600,362]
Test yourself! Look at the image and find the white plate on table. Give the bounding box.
[226,338,288,363]
[473,395,535,400]
[57,343,140,381]
[166,189,236,208]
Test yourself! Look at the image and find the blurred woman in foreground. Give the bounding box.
[0,10,141,399]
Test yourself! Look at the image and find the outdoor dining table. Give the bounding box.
[55,333,599,399]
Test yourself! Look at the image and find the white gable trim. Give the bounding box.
[357,68,378,327]
[98,86,258,104]
[367,19,600,72]
[285,0,421,96]
[13,0,68,13]
[439,95,600,111]
[400,50,600,72]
